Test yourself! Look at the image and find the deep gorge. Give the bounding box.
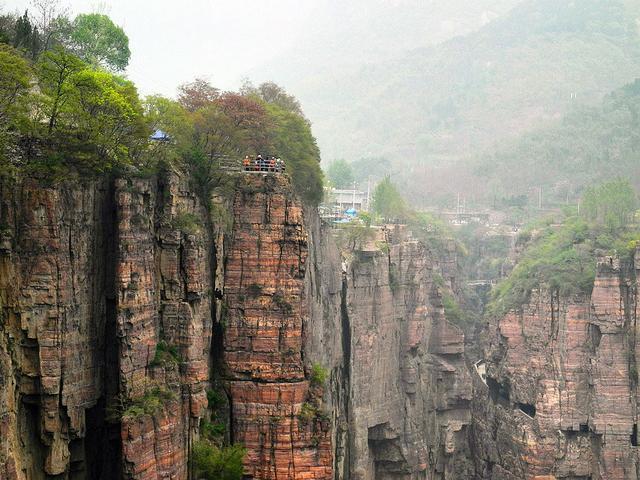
[1,171,639,479]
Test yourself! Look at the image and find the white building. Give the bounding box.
[326,188,370,213]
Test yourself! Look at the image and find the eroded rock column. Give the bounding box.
[223,174,332,480]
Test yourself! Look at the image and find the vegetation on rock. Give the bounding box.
[192,441,246,480]
[310,362,329,387]
[0,7,324,205]
[150,341,180,367]
[121,386,176,420]
[488,180,639,315]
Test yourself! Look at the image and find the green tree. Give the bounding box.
[36,47,85,133]
[13,11,32,50]
[0,13,17,45]
[143,95,193,164]
[0,44,32,170]
[65,69,146,168]
[0,44,31,123]
[582,179,637,230]
[65,13,130,71]
[325,159,354,189]
[265,102,323,204]
[192,441,246,480]
[372,175,407,221]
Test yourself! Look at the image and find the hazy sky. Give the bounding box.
[1,0,317,96]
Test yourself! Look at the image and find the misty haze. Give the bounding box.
[1,1,640,479]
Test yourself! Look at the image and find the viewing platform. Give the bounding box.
[213,155,287,174]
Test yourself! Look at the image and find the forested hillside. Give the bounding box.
[322,0,640,160]
[473,79,640,204]
[264,0,640,207]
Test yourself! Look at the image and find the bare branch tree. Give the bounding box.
[30,0,68,51]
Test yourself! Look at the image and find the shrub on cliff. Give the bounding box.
[310,362,329,387]
[121,386,176,421]
[192,441,246,480]
[488,191,640,316]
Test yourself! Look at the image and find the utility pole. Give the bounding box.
[352,181,356,210]
[538,187,542,210]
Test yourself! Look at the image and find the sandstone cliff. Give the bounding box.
[0,173,214,480]
[473,251,640,479]
[0,171,474,480]
[305,221,474,480]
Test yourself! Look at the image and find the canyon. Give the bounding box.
[1,170,639,480]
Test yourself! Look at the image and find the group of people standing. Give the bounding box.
[242,154,286,172]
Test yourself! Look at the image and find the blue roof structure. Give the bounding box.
[150,129,170,141]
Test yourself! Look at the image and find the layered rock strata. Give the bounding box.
[1,171,475,480]
[115,174,212,480]
[0,173,214,480]
[305,221,474,480]
[0,179,116,480]
[222,174,332,480]
[474,251,640,479]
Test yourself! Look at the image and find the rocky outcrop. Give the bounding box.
[474,251,640,479]
[305,221,474,480]
[1,171,474,480]
[223,174,332,480]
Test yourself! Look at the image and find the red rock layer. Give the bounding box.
[0,179,112,479]
[475,252,640,479]
[115,174,212,480]
[223,174,332,480]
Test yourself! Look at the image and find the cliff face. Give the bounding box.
[222,175,332,479]
[114,175,213,480]
[473,252,640,479]
[0,179,115,480]
[0,171,473,480]
[0,173,214,480]
[344,235,472,480]
[305,221,474,480]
